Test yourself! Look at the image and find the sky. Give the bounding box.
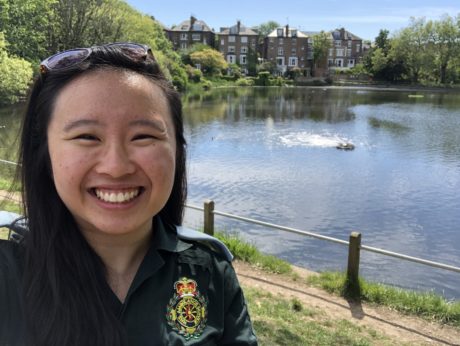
[125,0,460,41]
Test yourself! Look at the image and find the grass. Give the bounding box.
[215,232,292,275]
[244,286,397,346]
[307,272,460,327]
[215,232,460,327]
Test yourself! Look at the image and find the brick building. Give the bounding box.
[164,16,215,50]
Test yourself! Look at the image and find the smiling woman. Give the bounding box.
[0,44,257,346]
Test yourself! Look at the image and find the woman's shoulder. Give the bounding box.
[176,225,233,263]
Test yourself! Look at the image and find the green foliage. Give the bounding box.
[308,271,460,326]
[255,71,271,86]
[254,20,280,41]
[0,33,33,105]
[235,78,255,86]
[185,64,203,83]
[227,63,242,79]
[190,48,228,76]
[312,31,331,68]
[215,232,292,274]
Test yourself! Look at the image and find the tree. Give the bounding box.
[0,33,33,104]
[431,14,460,84]
[312,31,331,75]
[190,48,228,76]
[254,20,280,42]
[375,29,390,53]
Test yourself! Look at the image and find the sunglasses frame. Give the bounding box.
[39,42,152,74]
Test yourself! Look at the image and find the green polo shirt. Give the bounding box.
[0,218,258,345]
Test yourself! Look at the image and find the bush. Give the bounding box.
[185,64,203,83]
[0,53,33,105]
[235,78,255,86]
[201,79,212,91]
[255,71,271,86]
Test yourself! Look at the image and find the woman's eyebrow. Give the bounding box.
[63,119,100,132]
[129,119,167,132]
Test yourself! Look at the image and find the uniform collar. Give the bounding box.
[153,217,193,253]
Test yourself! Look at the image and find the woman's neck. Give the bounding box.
[82,226,153,302]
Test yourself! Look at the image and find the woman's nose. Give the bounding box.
[94,143,136,178]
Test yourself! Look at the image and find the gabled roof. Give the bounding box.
[219,22,258,36]
[170,18,214,32]
[331,28,362,41]
[267,27,309,38]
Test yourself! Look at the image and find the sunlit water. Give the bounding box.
[1,87,459,299]
[181,87,460,300]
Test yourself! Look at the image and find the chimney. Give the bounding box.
[237,20,241,33]
[285,24,289,37]
[190,16,197,30]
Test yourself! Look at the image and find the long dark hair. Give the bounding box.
[17,45,187,345]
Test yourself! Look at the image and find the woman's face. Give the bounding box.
[47,69,176,238]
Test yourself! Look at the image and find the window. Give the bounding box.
[277,28,284,37]
[348,40,352,48]
[356,44,361,53]
[348,59,355,67]
[328,48,334,57]
[335,59,343,67]
[347,48,352,57]
[291,29,297,37]
[228,46,235,53]
[241,46,248,53]
[192,33,201,41]
[291,47,296,54]
[180,42,188,49]
[336,48,344,57]
[227,55,236,64]
[289,57,298,66]
[229,36,236,43]
[240,55,247,64]
[269,38,274,43]
[335,40,341,47]
[278,47,284,56]
[276,57,284,66]
[221,39,225,45]
[328,59,334,66]
[278,38,284,45]
[180,33,187,40]
[241,36,248,43]
[292,38,297,45]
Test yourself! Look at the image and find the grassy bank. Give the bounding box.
[216,232,460,328]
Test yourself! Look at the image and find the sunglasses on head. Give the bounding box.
[39,42,153,74]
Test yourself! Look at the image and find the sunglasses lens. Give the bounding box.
[45,49,90,70]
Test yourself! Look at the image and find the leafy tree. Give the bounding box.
[0,0,56,62]
[190,48,228,76]
[246,47,258,76]
[254,20,280,43]
[312,31,331,75]
[375,29,390,53]
[431,14,460,83]
[0,33,33,104]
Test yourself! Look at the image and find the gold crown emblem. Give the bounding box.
[174,277,198,296]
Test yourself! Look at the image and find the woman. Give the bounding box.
[0,43,257,345]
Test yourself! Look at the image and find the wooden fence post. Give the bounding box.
[346,231,362,297]
[203,200,215,236]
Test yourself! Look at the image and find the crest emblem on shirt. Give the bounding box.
[166,277,208,340]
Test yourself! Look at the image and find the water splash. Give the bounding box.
[280,131,353,148]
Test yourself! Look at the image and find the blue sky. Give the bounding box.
[125,0,460,41]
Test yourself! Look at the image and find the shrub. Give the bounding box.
[235,78,255,86]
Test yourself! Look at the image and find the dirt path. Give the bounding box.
[233,260,460,346]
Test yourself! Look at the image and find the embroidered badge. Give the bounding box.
[166,277,208,340]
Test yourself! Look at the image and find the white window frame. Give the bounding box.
[356,44,361,53]
[335,58,343,67]
[180,33,188,40]
[336,48,344,57]
[278,47,284,56]
[192,33,201,41]
[288,57,298,66]
[229,35,236,43]
[241,46,248,54]
[241,36,248,43]
[228,46,235,53]
[328,48,334,57]
[220,39,225,45]
[348,59,355,67]
[227,55,236,64]
[240,55,247,65]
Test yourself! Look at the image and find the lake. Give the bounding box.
[181,86,460,300]
[1,86,459,299]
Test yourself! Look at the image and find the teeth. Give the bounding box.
[95,188,140,203]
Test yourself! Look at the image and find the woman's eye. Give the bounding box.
[74,134,99,141]
[132,134,155,141]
